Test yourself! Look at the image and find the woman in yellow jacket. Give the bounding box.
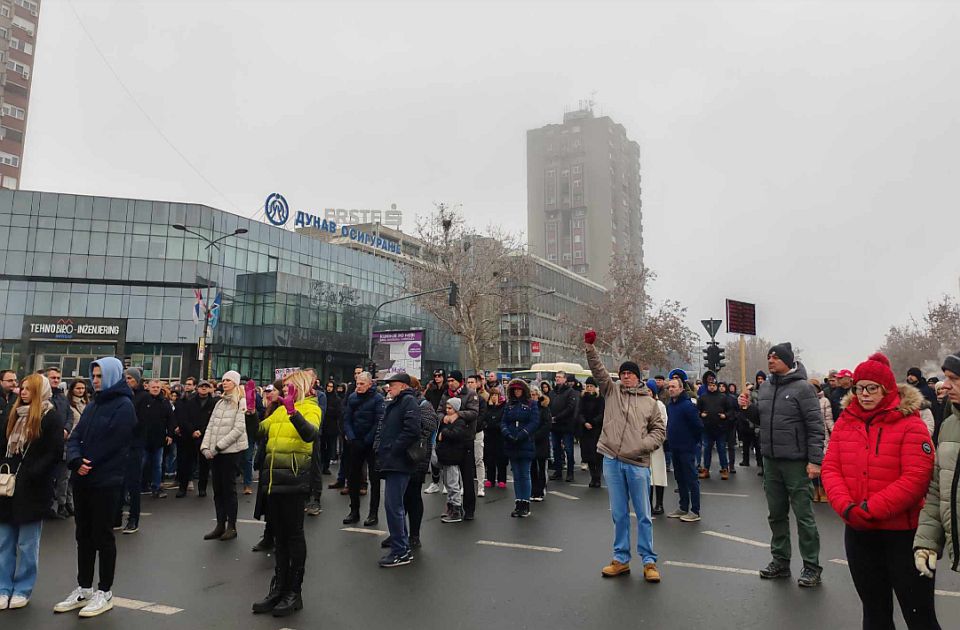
[251,370,320,619]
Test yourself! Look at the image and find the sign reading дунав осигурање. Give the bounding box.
[24,316,126,341]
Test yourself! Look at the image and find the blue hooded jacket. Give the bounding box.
[66,357,137,488]
[667,391,703,453]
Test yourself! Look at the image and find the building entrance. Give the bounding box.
[34,343,117,378]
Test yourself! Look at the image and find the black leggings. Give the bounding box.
[484,433,507,484]
[348,442,380,514]
[211,452,240,526]
[844,527,940,630]
[405,474,425,537]
[319,433,337,472]
[531,456,548,498]
[74,484,121,592]
[269,493,307,587]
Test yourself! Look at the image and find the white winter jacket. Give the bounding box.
[201,396,249,455]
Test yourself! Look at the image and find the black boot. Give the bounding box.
[272,569,304,617]
[204,522,226,540]
[510,500,522,518]
[548,471,562,481]
[342,510,360,525]
[519,500,531,518]
[252,567,285,614]
[252,535,274,552]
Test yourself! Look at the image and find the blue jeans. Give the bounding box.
[163,443,177,476]
[382,472,411,556]
[672,450,700,514]
[550,432,575,474]
[143,447,164,492]
[603,456,657,565]
[696,437,704,468]
[0,521,42,598]
[243,442,256,486]
[511,458,532,501]
[117,447,144,525]
[703,433,728,471]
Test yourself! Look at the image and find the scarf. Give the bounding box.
[6,405,30,457]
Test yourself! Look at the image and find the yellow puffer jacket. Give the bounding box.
[260,398,322,494]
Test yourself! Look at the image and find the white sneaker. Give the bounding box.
[477,487,485,497]
[666,508,687,519]
[424,482,441,494]
[680,511,701,522]
[580,463,588,471]
[8,595,27,609]
[442,486,448,495]
[53,586,94,613]
[0,594,8,609]
[78,590,113,617]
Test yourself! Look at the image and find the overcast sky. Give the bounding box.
[25,0,960,372]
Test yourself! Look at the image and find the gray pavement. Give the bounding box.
[10,462,960,629]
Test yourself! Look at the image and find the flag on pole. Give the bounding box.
[209,292,222,329]
[192,289,205,324]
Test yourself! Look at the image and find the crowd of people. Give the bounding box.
[0,338,958,627]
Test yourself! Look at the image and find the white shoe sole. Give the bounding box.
[78,600,113,618]
[54,600,89,613]
[8,598,28,609]
[680,517,701,522]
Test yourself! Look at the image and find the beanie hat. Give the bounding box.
[768,343,795,368]
[942,351,960,377]
[755,370,767,380]
[585,376,598,386]
[853,353,897,394]
[618,361,641,379]
[221,370,242,386]
[448,370,464,384]
[446,397,462,412]
[646,379,658,396]
[124,367,142,386]
[565,373,578,384]
[907,367,923,381]
[668,368,688,383]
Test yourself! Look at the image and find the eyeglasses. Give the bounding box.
[854,384,882,395]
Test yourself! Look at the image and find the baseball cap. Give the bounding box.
[198,380,213,387]
[837,369,854,379]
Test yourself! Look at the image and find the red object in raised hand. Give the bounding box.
[283,384,298,415]
[245,380,257,410]
[584,329,597,345]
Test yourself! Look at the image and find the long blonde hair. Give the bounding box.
[283,370,316,403]
[6,373,52,442]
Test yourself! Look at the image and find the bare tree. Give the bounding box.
[880,295,960,377]
[566,255,697,370]
[403,202,528,373]
[722,336,778,384]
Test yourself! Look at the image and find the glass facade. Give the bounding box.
[0,190,459,382]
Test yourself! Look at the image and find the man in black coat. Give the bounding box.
[375,373,423,567]
[907,367,940,421]
[46,367,73,519]
[174,380,216,497]
[139,379,174,503]
[697,371,733,480]
[548,371,579,482]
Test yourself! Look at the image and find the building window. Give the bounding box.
[0,150,19,167]
[5,59,29,78]
[0,6,9,17]
[14,0,39,14]
[11,16,35,36]
[2,103,25,119]
[2,175,17,189]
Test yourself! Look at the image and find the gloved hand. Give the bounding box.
[584,329,597,345]
[915,548,937,578]
[283,384,297,415]
[846,506,872,530]
[245,379,257,410]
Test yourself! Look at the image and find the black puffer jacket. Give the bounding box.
[757,362,825,464]
[138,393,173,450]
[697,389,732,436]
[533,399,553,460]
[577,392,605,463]
[322,391,342,436]
[0,408,64,524]
[548,384,578,434]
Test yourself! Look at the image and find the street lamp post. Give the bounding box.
[172,223,248,379]
[368,284,456,373]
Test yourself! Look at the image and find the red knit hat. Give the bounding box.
[852,353,897,393]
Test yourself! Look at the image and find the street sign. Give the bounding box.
[531,341,541,357]
[726,300,757,336]
[701,319,722,340]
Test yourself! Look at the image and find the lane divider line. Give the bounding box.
[701,492,750,498]
[476,540,562,553]
[341,527,389,536]
[702,530,768,548]
[548,490,580,500]
[113,596,183,615]
[212,518,262,525]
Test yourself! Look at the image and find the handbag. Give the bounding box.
[0,444,28,498]
[406,439,428,465]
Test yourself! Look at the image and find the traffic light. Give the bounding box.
[448,282,459,307]
[702,346,711,371]
[716,347,726,372]
[704,344,723,372]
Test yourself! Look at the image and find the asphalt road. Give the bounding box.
[10,461,960,629]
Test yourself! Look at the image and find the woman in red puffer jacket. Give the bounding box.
[821,353,939,630]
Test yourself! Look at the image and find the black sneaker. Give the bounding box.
[152,490,168,499]
[548,472,562,481]
[122,521,140,534]
[797,567,822,588]
[378,551,412,568]
[759,561,791,579]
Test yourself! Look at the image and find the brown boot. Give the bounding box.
[698,469,710,480]
[720,468,730,480]
[204,523,226,540]
[643,562,661,583]
[601,560,631,578]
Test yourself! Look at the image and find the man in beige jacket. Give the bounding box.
[585,330,666,583]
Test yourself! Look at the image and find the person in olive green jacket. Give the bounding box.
[251,370,320,619]
[914,352,960,579]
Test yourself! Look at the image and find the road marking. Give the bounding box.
[664,561,758,576]
[702,530,768,548]
[212,518,262,525]
[476,540,562,553]
[548,490,580,500]
[341,527,389,536]
[829,558,848,565]
[701,492,750,498]
[113,596,183,615]
[569,483,604,488]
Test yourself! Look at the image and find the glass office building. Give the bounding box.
[0,190,459,382]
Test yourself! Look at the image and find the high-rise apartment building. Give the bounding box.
[0,0,40,190]
[526,105,643,287]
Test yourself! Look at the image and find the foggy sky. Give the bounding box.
[24,0,960,373]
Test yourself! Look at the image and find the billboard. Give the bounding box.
[726,299,757,336]
[372,330,424,381]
